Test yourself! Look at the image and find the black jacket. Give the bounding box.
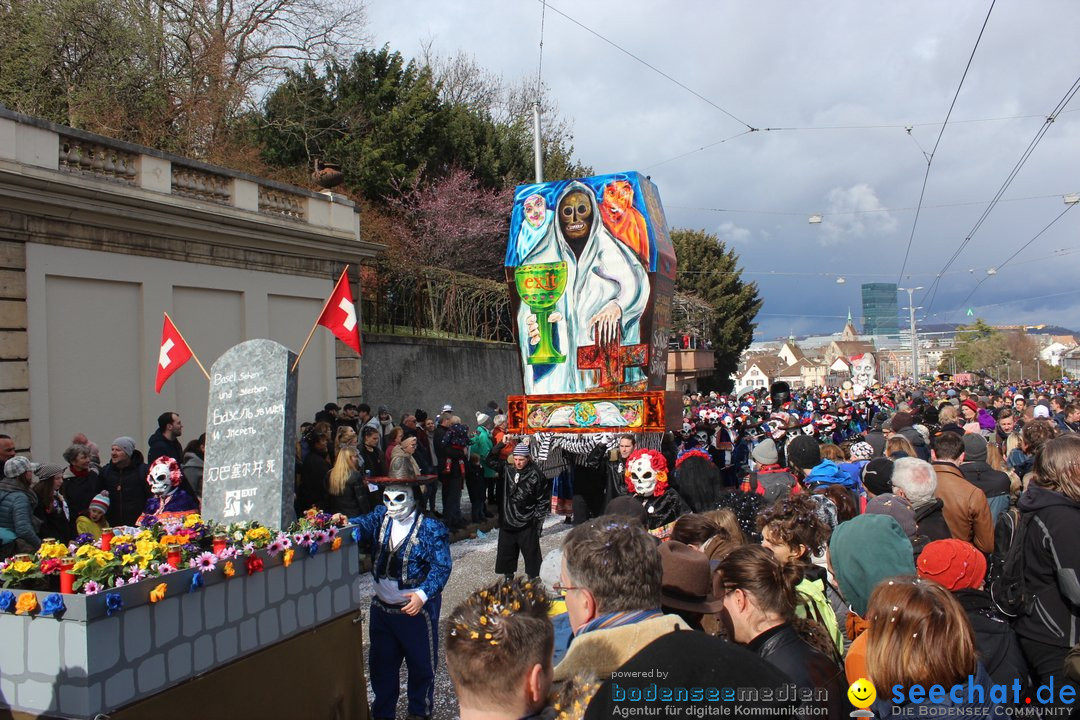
[636,489,689,531]
[325,470,371,519]
[99,451,149,526]
[487,445,548,531]
[913,498,952,541]
[1014,484,1080,647]
[61,467,104,520]
[747,623,852,718]
[953,589,1031,688]
[605,458,629,508]
[147,430,183,465]
[359,444,386,479]
[960,461,1011,499]
[296,451,331,514]
[897,426,930,460]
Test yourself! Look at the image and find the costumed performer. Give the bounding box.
[138,456,198,524]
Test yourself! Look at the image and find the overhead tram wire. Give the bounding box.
[895,0,996,285]
[666,192,1064,218]
[922,71,1080,312]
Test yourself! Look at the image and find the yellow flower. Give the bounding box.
[282,549,295,568]
[136,530,154,541]
[94,555,108,568]
[223,561,235,578]
[10,560,34,574]
[244,527,270,543]
[38,542,68,559]
[112,535,133,546]
[149,583,168,603]
[121,553,137,566]
[135,540,160,558]
[72,560,90,573]
[75,544,95,558]
[183,514,202,528]
[331,537,342,552]
[15,592,38,615]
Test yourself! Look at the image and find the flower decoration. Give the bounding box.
[244,526,272,547]
[307,541,319,557]
[331,537,342,552]
[15,592,38,615]
[149,583,168,603]
[1,557,42,587]
[37,541,68,559]
[183,513,203,529]
[39,558,63,575]
[83,580,102,595]
[189,572,204,593]
[218,546,238,560]
[72,533,94,547]
[267,538,286,556]
[223,561,235,578]
[105,592,123,617]
[40,593,66,617]
[313,530,330,545]
[245,556,264,575]
[0,590,14,612]
[156,562,176,576]
[283,549,295,568]
[191,552,218,574]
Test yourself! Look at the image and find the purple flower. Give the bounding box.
[126,566,145,582]
[242,542,255,555]
[313,530,330,545]
[193,552,218,573]
[327,527,338,540]
[114,577,126,587]
[156,562,176,575]
[218,546,238,560]
[73,533,94,547]
[83,580,102,595]
[267,539,285,556]
[275,532,292,549]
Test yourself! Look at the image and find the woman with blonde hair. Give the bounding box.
[863,576,1002,716]
[325,443,368,518]
[885,435,917,459]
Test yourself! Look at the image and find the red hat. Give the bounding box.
[961,399,979,414]
[917,539,986,591]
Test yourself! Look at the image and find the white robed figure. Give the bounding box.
[517,180,649,394]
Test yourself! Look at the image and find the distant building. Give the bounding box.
[861,283,899,338]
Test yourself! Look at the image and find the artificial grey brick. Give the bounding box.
[285,561,304,594]
[62,620,88,678]
[279,599,297,635]
[327,549,344,582]
[333,584,352,615]
[123,604,152,662]
[215,626,238,663]
[0,620,26,675]
[104,668,135,708]
[154,595,181,645]
[86,619,120,672]
[137,653,166,693]
[181,592,203,638]
[58,681,92,718]
[226,576,244,623]
[245,572,267,615]
[26,615,61,675]
[239,617,258,653]
[167,643,192,681]
[17,678,54,713]
[257,607,280,645]
[193,635,215,672]
[306,551,327,587]
[267,568,286,604]
[202,582,227,630]
[297,592,315,628]
[0,676,18,707]
[315,586,332,622]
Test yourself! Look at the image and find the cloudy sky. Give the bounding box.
[367,1,1080,339]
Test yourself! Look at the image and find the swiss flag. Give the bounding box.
[317,269,362,355]
[155,313,194,393]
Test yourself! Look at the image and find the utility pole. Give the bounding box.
[899,287,923,384]
[532,101,544,183]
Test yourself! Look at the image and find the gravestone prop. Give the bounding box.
[201,339,297,529]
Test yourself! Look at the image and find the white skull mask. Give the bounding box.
[803,423,816,436]
[149,464,172,496]
[383,484,416,521]
[628,456,659,496]
[769,421,787,441]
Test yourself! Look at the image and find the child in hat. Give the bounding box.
[76,491,111,540]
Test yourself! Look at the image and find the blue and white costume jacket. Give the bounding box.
[349,505,452,601]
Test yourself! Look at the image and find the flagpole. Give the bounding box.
[291,265,350,373]
[164,311,210,380]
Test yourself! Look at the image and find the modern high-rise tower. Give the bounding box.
[861,283,900,338]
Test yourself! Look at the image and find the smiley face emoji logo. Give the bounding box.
[847,677,877,709]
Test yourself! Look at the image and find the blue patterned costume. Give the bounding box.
[350,504,451,719]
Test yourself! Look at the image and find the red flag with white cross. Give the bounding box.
[155,313,194,393]
[316,268,362,355]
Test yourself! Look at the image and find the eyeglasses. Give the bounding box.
[551,582,583,597]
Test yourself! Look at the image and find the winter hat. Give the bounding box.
[917,539,986,591]
[808,494,839,531]
[112,436,136,459]
[891,411,914,431]
[3,455,31,479]
[88,491,110,515]
[865,493,917,541]
[512,442,531,457]
[861,458,894,496]
[476,412,491,428]
[849,442,874,461]
[786,435,821,471]
[961,399,979,414]
[441,404,454,413]
[32,463,65,485]
[962,433,989,463]
[1033,405,1050,419]
[751,439,779,466]
[829,514,915,616]
[492,414,507,428]
[604,495,647,526]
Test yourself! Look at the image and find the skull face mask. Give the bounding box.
[146,456,181,496]
[623,449,669,498]
[557,190,593,243]
[628,456,658,496]
[383,484,416,521]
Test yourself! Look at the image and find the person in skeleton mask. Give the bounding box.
[624,449,688,536]
[138,456,198,523]
[348,458,451,720]
[485,440,548,579]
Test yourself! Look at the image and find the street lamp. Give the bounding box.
[898,286,923,383]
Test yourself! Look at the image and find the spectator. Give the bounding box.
[0,434,16,466]
[0,456,40,554]
[860,457,894,498]
[375,405,396,447]
[439,417,469,530]
[657,540,725,631]
[993,408,1021,456]
[181,434,205,498]
[1008,418,1058,488]
[552,517,691,681]
[384,427,404,467]
[670,512,742,565]
[959,433,1011,524]
[61,443,103,519]
[891,457,951,541]
[71,432,101,466]
[359,426,387,508]
[75,491,110,540]
[865,493,928,559]
[885,434,917,459]
[486,441,547,578]
[32,463,72,543]
[295,430,330,515]
[148,411,184,465]
[325,444,369,519]
[469,412,496,517]
[355,403,373,432]
[99,437,148,526]
[604,434,636,508]
[890,411,930,460]
[409,411,436,476]
[930,432,993,552]
[716,544,851,718]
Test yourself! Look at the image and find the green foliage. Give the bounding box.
[671,229,762,391]
[941,319,1063,381]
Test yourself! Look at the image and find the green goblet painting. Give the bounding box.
[515,261,568,365]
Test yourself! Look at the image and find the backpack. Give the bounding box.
[988,508,1057,619]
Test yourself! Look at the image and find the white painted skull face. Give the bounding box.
[802,423,816,436]
[722,415,735,429]
[769,420,786,441]
[695,430,709,447]
[628,456,659,496]
[383,484,416,521]
[149,463,172,496]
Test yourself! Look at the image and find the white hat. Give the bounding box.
[441,404,453,413]
[476,412,491,427]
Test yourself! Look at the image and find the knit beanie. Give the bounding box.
[512,442,531,457]
[751,439,779,466]
[89,491,110,515]
[861,458,894,496]
[961,399,979,415]
[865,493,917,542]
[112,437,136,459]
[849,442,874,461]
[917,539,986,591]
[786,435,821,471]
[829,514,915,616]
[962,434,988,463]
[891,411,914,431]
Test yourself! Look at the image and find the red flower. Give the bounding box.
[245,555,264,575]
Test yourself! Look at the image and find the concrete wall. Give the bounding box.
[361,333,523,423]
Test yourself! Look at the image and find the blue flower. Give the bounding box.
[189,572,204,593]
[352,527,362,544]
[105,592,123,617]
[0,590,14,613]
[40,593,66,617]
[308,542,319,557]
